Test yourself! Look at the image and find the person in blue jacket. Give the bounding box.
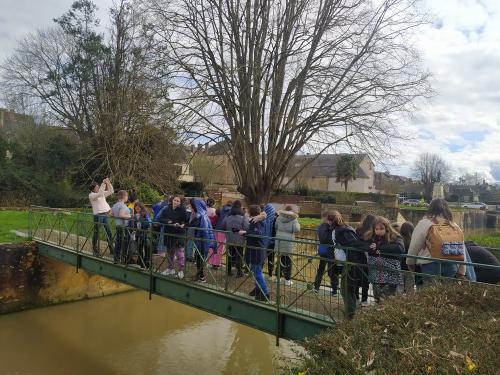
[188,198,216,282]
[240,205,269,301]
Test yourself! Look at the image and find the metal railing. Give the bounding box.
[28,206,500,335]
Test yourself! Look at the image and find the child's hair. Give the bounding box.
[128,191,138,203]
[206,197,215,207]
[134,202,148,217]
[357,214,376,240]
[284,205,294,212]
[189,198,197,213]
[372,216,399,241]
[399,221,415,250]
[329,210,345,227]
[89,181,99,192]
[248,205,261,217]
[117,190,128,200]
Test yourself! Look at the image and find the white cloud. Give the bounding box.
[387,0,500,182]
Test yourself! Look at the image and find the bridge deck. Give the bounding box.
[31,214,342,342]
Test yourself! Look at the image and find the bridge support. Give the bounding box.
[37,242,332,341]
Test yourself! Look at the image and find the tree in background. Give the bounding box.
[457,172,486,186]
[336,155,359,192]
[1,0,180,193]
[146,0,431,203]
[413,153,451,200]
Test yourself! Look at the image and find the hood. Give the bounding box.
[264,204,275,220]
[278,210,298,221]
[192,198,208,216]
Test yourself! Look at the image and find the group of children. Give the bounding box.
[315,209,417,306]
[90,184,491,312]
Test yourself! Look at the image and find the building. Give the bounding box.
[0,108,34,130]
[282,154,376,193]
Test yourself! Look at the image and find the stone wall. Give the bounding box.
[0,243,132,314]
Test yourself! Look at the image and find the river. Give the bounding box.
[0,291,300,375]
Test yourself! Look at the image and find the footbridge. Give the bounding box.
[29,207,343,343]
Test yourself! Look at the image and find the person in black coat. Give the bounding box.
[329,210,370,319]
[465,241,500,284]
[240,205,269,301]
[314,211,343,295]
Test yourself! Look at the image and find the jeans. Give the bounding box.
[167,247,185,272]
[115,226,130,263]
[420,261,458,284]
[92,214,114,257]
[251,264,268,295]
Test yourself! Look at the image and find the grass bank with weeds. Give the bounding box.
[292,283,499,374]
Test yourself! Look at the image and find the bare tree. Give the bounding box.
[1,0,180,192]
[146,0,430,203]
[457,172,486,186]
[413,152,451,200]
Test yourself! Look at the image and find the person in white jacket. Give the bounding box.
[89,178,114,256]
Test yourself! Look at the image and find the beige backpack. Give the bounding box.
[425,218,465,261]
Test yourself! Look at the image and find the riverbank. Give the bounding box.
[0,243,132,314]
[292,282,500,374]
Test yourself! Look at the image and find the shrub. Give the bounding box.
[291,283,500,375]
[136,184,163,204]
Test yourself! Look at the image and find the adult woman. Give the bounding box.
[158,196,188,278]
[406,198,471,282]
[273,205,300,286]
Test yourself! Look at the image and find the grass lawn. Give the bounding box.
[0,210,29,243]
[466,232,500,248]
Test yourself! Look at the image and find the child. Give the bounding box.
[273,205,300,286]
[367,216,404,303]
[240,205,269,301]
[314,210,342,295]
[206,197,222,269]
[355,214,377,306]
[399,221,415,294]
[133,202,152,268]
[111,190,131,263]
[330,210,370,319]
[158,196,188,278]
[188,198,216,282]
[221,200,248,277]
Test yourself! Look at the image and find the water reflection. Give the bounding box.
[0,291,297,375]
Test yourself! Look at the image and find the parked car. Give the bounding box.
[402,199,422,207]
[462,202,487,210]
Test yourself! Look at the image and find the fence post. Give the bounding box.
[28,207,33,239]
[149,227,154,301]
[275,243,281,346]
[224,235,229,293]
[76,219,81,273]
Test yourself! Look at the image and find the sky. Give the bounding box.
[0,0,499,183]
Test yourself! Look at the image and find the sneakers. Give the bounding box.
[255,292,270,302]
[361,301,369,307]
[284,279,293,286]
[269,276,277,282]
[177,271,184,279]
[161,269,175,276]
[196,275,206,283]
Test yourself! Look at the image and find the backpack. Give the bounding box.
[426,219,465,261]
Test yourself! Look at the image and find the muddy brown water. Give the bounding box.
[0,291,301,375]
